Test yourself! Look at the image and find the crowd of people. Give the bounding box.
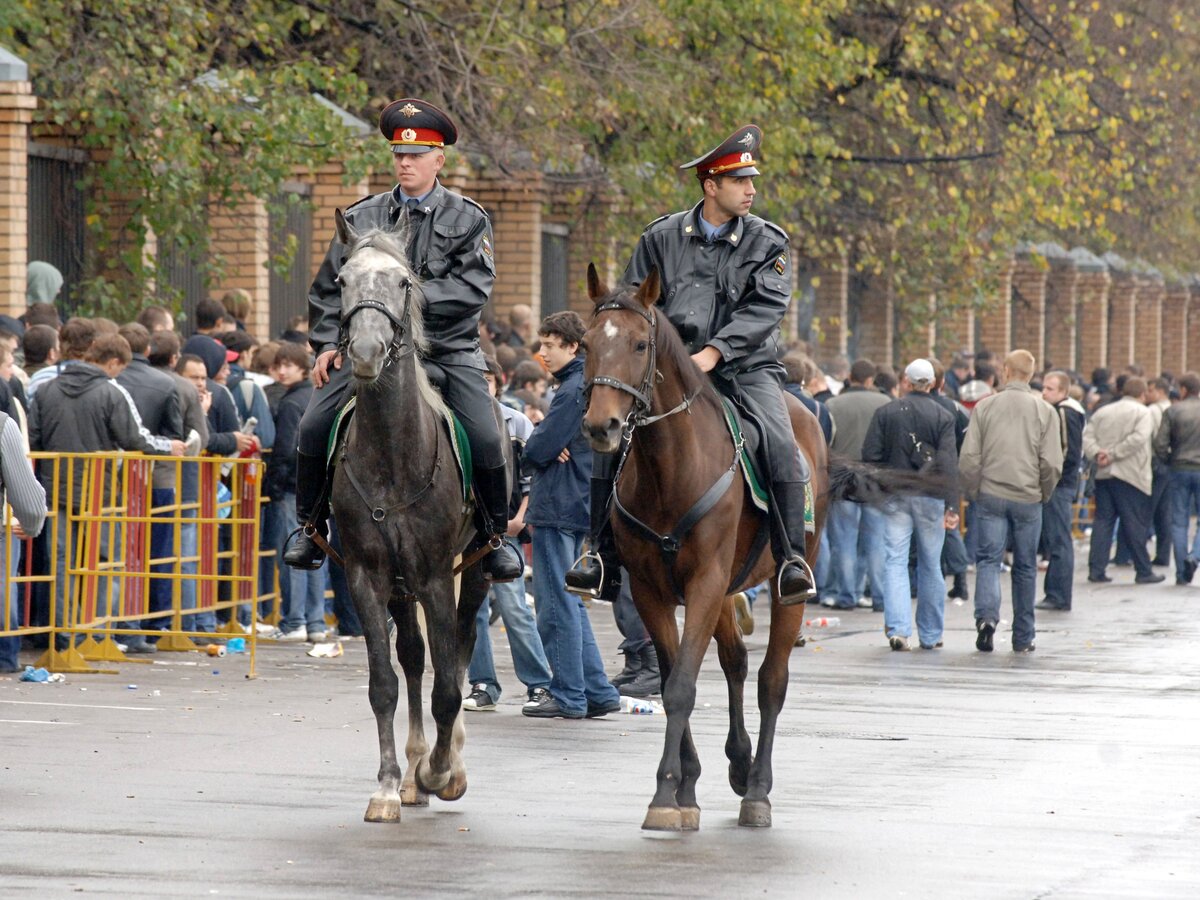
[799,346,1195,654]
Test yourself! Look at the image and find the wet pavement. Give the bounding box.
[2,561,1199,898]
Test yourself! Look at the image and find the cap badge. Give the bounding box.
[738,132,755,146]
[401,128,417,142]
[740,152,753,162]
[399,103,421,117]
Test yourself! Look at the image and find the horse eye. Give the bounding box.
[635,341,648,353]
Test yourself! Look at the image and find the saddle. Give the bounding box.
[328,395,472,502]
[719,396,814,535]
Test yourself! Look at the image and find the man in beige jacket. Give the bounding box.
[1082,377,1162,586]
[959,350,1063,653]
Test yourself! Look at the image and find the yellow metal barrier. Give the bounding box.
[0,452,273,676]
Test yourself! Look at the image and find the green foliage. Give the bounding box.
[1,0,370,318]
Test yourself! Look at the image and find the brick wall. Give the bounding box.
[459,171,543,324]
[0,73,35,314]
[812,249,848,362]
[1162,283,1189,375]
[1074,268,1110,376]
[207,197,270,339]
[854,270,894,367]
[1106,271,1138,372]
[1133,275,1164,375]
[1188,285,1200,376]
[934,300,974,360]
[1043,260,1079,371]
[1010,253,1048,364]
[976,259,1014,355]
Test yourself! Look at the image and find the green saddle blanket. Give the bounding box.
[720,397,814,533]
[329,396,472,502]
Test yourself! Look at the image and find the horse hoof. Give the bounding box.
[364,795,402,823]
[436,775,467,802]
[400,783,430,807]
[738,798,772,828]
[642,806,683,831]
[679,807,700,831]
[415,759,450,795]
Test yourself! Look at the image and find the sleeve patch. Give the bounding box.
[774,254,787,276]
[481,235,493,258]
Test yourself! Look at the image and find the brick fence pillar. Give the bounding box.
[1162,282,1189,376]
[935,300,974,360]
[463,171,544,323]
[1104,253,1137,370]
[0,50,35,315]
[207,197,271,338]
[1071,248,1109,377]
[1188,283,1200,376]
[1039,244,1077,371]
[1010,250,1048,363]
[1133,273,1164,375]
[975,258,1014,356]
[853,270,894,368]
[812,249,848,362]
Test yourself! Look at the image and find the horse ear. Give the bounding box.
[586,262,608,304]
[636,268,661,310]
[334,208,357,247]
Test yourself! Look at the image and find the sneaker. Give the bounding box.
[975,619,995,653]
[1013,643,1036,653]
[919,640,944,650]
[307,630,328,642]
[819,596,838,609]
[123,639,158,654]
[888,635,910,652]
[270,627,309,642]
[855,596,873,609]
[525,687,551,707]
[586,697,622,718]
[254,621,277,636]
[462,684,496,711]
[521,692,583,719]
[1035,600,1068,611]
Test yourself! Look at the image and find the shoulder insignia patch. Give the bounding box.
[774,254,787,276]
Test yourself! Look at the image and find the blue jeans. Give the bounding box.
[274,492,327,633]
[880,496,946,645]
[178,519,210,633]
[974,493,1042,649]
[826,499,865,609]
[1041,484,1074,609]
[468,543,552,704]
[814,528,832,597]
[1,536,21,670]
[1169,470,1200,580]
[147,487,176,630]
[860,504,888,610]
[532,526,619,715]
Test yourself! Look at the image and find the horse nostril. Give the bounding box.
[605,417,620,435]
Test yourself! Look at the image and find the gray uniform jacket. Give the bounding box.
[623,202,792,374]
[307,181,495,369]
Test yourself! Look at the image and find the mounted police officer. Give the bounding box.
[566,124,815,605]
[283,98,523,583]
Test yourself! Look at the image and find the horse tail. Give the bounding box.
[825,457,955,505]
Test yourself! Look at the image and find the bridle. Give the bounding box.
[337,279,416,368]
[585,300,698,437]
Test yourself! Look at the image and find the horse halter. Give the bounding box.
[338,280,415,367]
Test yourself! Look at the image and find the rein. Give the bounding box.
[587,299,739,601]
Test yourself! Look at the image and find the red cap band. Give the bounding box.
[390,127,446,148]
[697,150,758,178]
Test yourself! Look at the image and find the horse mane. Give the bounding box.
[345,227,447,418]
[605,288,721,412]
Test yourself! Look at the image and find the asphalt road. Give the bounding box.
[3,561,1199,898]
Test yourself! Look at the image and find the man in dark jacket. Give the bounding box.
[1038,371,1085,610]
[182,334,254,458]
[862,359,958,651]
[283,97,519,584]
[568,124,814,606]
[521,312,620,720]
[1153,371,1200,584]
[30,334,181,651]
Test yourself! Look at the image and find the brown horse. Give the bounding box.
[580,265,828,831]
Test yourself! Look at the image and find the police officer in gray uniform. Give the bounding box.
[283,97,522,582]
[566,124,814,604]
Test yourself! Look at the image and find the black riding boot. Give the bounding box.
[617,644,661,698]
[565,467,622,601]
[473,465,524,583]
[283,452,330,570]
[772,480,817,606]
[948,571,970,601]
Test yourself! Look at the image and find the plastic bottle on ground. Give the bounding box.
[803,616,840,627]
[620,695,658,714]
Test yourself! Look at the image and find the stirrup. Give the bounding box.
[565,551,605,599]
[776,554,816,607]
